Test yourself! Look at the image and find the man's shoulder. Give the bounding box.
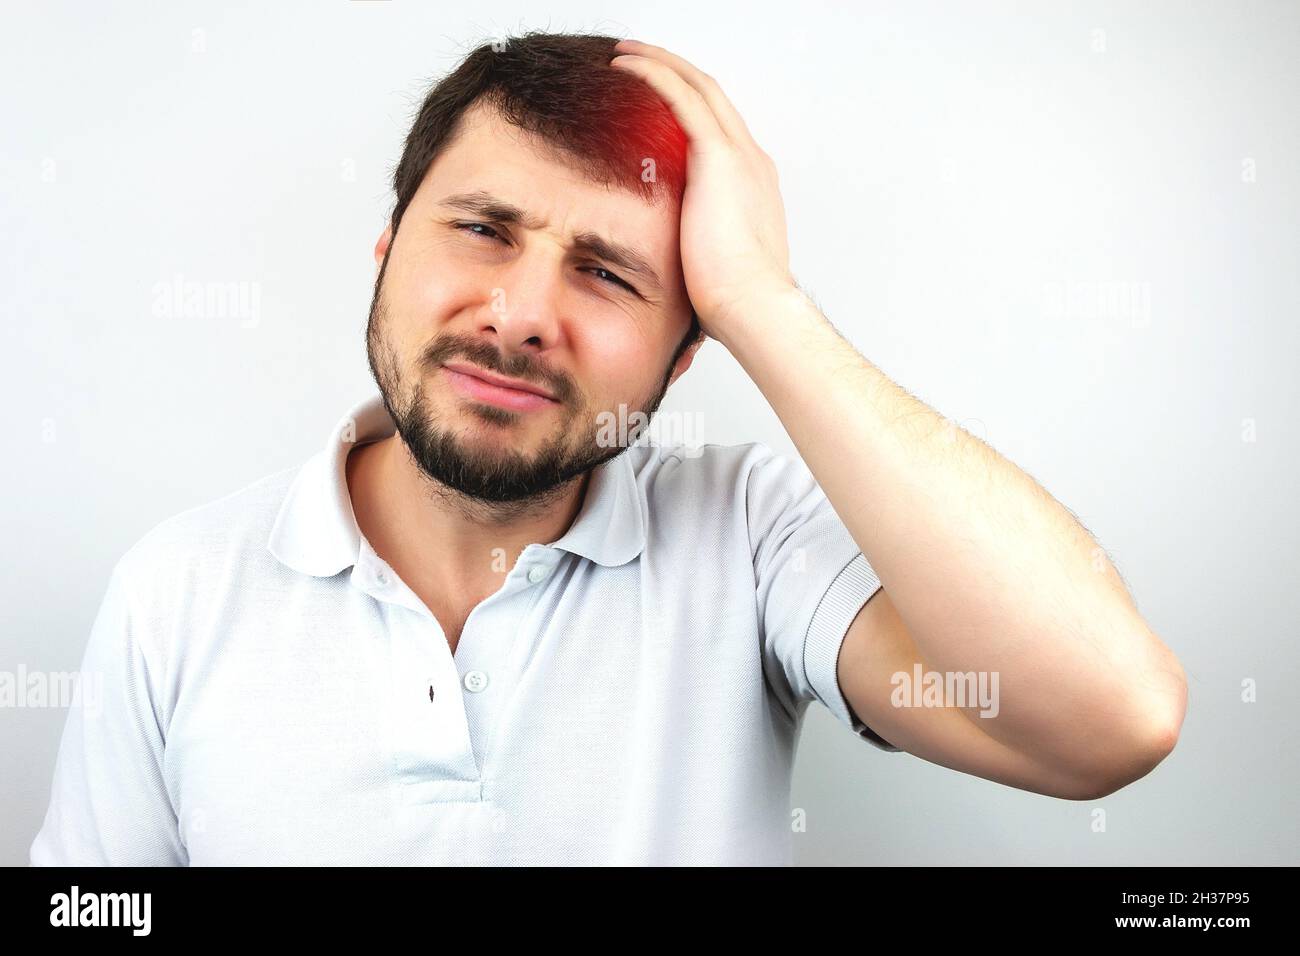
[115,461,305,584]
[624,439,821,544]
[627,438,780,480]
[627,439,831,556]
[627,439,811,496]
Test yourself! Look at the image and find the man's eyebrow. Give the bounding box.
[438,191,548,229]
[570,231,663,293]
[436,190,664,293]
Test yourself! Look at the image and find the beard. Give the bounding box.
[364,250,682,507]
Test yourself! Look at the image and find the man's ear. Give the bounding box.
[667,335,705,387]
[374,223,393,271]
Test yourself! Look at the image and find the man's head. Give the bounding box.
[366,32,704,506]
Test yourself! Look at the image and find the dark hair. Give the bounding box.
[388,31,704,357]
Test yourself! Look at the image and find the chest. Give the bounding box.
[166,563,784,864]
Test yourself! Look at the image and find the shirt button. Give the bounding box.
[526,565,549,584]
[376,570,390,586]
[463,670,489,693]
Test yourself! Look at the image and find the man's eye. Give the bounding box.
[453,221,505,242]
[581,266,635,293]
[454,222,634,294]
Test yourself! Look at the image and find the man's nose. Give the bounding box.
[478,253,567,352]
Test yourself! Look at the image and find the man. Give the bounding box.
[31,33,1186,866]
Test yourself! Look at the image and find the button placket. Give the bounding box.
[358,536,481,804]
[384,603,479,801]
[360,535,562,803]
[456,552,564,784]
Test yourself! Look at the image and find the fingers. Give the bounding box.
[610,39,759,154]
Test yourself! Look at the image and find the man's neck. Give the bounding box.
[345,434,590,601]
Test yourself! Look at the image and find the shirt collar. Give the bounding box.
[267,392,647,577]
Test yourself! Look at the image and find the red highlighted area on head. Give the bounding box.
[392,33,691,236]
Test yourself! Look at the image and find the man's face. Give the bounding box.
[367,99,698,504]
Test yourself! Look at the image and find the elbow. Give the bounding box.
[1064,652,1189,801]
[1063,718,1182,801]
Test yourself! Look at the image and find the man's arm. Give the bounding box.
[720,284,1187,800]
[608,38,1187,799]
[29,556,188,865]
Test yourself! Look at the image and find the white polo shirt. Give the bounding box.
[30,392,898,866]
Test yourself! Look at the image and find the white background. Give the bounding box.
[2,0,1296,865]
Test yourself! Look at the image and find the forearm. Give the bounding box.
[715,285,1187,767]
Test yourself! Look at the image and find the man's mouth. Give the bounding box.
[440,361,559,412]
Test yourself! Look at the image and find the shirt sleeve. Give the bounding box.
[748,446,902,752]
[28,555,189,865]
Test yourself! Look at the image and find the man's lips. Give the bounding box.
[440,361,559,412]
[442,361,556,398]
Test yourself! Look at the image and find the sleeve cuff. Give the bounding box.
[804,553,902,752]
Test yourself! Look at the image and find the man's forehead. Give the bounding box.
[423,115,680,293]
[437,120,665,216]
[435,99,674,220]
